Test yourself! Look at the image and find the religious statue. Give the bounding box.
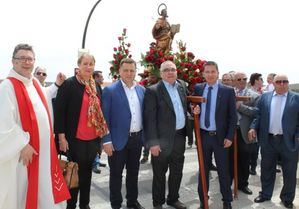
[152,3,180,54]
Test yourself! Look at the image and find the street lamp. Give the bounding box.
[81,0,103,49]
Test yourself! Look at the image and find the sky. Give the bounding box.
[1,0,298,84]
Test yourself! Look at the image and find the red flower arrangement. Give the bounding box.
[109,28,132,80]
[173,41,206,92]
[140,42,174,78]
[140,40,206,92]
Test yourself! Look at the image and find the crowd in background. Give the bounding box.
[0,44,298,209]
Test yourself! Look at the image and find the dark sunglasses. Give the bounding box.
[236,78,247,81]
[36,72,47,76]
[275,80,289,84]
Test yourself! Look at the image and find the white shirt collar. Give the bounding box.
[8,69,33,86]
[121,79,137,90]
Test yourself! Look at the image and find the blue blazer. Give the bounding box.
[250,91,299,152]
[102,80,145,150]
[194,83,237,142]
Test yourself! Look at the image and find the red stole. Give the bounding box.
[8,77,70,209]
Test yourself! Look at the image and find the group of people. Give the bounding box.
[0,43,298,209]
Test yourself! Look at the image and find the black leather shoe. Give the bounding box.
[79,205,90,209]
[239,186,252,195]
[167,200,187,209]
[210,163,217,171]
[127,201,144,209]
[249,169,257,175]
[92,165,101,174]
[223,202,232,209]
[99,162,107,167]
[282,201,293,208]
[140,156,148,164]
[254,195,270,203]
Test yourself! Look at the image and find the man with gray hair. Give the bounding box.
[144,60,188,209]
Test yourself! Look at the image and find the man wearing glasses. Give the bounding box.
[229,72,260,195]
[0,44,69,209]
[248,74,299,209]
[34,66,48,86]
[143,60,188,209]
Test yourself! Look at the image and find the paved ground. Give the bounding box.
[88,145,298,209]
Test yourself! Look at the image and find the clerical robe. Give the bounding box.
[0,69,66,209]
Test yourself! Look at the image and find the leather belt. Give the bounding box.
[269,133,283,138]
[129,130,142,137]
[200,129,217,136]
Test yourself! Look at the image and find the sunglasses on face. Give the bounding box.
[36,72,47,76]
[275,80,289,84]
[236,78,247,81]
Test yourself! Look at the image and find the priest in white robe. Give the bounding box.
[0,44,70,209]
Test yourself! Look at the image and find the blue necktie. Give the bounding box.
[205,86,213,128]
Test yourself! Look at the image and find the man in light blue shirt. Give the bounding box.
[143,61,188,209]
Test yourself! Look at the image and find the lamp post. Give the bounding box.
[81,0,103,49]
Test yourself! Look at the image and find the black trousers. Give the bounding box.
[228,128,251,188]
[108,132,143,209]
[151,128,186,207]
[198,131,232,203]
[259,135,298,202]
[187,117,194,145]
[249,142,259,170]
[67,138,100,209]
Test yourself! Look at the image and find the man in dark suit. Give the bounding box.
[249,74,299,209]
[229,72,260,195]
[102,58,145,209]
[143,60,188,209]
[193,61,237,209]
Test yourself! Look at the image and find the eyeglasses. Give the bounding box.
[163,68,176,73]
[13,57,35,63]
[275,80,289,84]
[222,79,231,82]
[36,72,47,76]
[236,78,247,81]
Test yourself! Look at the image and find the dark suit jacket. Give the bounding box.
[143,79,188,156]
[54,76,101,141]
[250,91,299,152]
[193,83,237,143]
[102,80,145,151]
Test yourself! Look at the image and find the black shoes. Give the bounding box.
[92,165,101,174]
[99,162,107,167]
[167,200,187,209]
[254,195,270,203]
[282,201,293,208]
[249,169,257,175]
[239,186,252,195]
[223,202,232,209]
[140,156,148,164]
[210,163,217,171]
[127,201,144,209]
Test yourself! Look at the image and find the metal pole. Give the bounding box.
[82,0,102,49]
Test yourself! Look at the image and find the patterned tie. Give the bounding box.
[205,86,213,128]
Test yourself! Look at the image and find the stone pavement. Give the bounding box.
[89,145,299,209]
